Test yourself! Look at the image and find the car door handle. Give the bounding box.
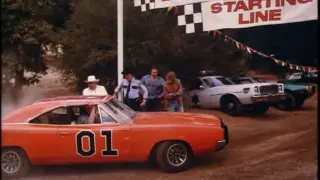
[60,132,70,136]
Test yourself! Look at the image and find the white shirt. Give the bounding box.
[82,85,108,96]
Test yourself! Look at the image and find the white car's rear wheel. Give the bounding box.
[1,148,30,179]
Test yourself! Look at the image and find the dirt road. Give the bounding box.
[3,64,318,180]
[16,94,317,180]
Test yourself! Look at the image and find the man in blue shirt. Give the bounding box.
[141,67,165,111]
[114,68,148,111]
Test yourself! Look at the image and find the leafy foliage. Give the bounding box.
[1,0,70,102]
[1,0,70,87]
[59,0,248,93]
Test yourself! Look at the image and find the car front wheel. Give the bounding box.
[253,103,270,114]
[155,141,192,173]
[1,148,30,179]
[220,96,242,116]
[276,93,296,111]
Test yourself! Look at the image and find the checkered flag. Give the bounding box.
[177,3,203,34]
[134,0,155,12]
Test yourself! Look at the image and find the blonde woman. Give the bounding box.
[163,71,184,112]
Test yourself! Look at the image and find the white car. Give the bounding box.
[183,76,286,116]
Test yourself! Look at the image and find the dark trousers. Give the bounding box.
[124,98,141,111]
[145,98,162,112]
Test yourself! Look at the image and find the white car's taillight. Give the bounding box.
[254,86,259,95]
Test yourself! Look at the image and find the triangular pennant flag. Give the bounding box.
[213,30,217,37]
[273,59,281,64]
[247,47,252,54]
[239,43,243,49]
[302,66,308,72]
[236,42,240,49]
[167,7,173,13]
[296,66,301,70]
[289,64,295,69]
[174,7,179,15]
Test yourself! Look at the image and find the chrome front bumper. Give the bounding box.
[251,93,286,103]
[216,120,229,152]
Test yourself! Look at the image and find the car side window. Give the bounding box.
[203,78,215,87]
[99,107,116,123]
[29,107,72,125]
[189,78,203,90]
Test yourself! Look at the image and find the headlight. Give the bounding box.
[278,84,283,93]
[254,86,259,95]
[306,85,311,92]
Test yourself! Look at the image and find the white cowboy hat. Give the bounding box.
[85,75,99,83]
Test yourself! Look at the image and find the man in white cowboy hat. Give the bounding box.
[82,75,108,96]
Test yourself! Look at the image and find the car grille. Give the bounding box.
[259,85,279,95]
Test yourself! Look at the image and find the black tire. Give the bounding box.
[276,93,296,111]
[295,98,305,109]
[155,141,192,173]
[252,103,270,114]
[220,96,242,116]
[1,148,31,179]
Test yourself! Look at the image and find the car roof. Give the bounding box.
[2,95,112,123]
[232,76,254,80]
[199,75,224,78]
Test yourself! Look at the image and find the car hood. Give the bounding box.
[132,112,221,126]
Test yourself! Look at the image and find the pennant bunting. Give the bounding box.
[274,59,281,64]
[161,3,317,72]
[289,64,295,70]
[235,42,240,49]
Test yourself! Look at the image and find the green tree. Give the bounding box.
[1,0,70,102]
[59,0,248,94]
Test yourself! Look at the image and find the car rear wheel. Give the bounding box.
[276,93,296,111]
[253,103,270,114]
[220,96,242,116]
[295,98,305,109]
[155,141,191,173]
[1,148,30,179]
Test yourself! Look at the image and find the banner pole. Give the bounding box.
[117,0,124,101]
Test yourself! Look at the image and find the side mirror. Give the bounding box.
[199,85,205,90]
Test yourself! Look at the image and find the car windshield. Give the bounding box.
[204,77,235,87]
[252,77,265,83]
[103,99,137,122]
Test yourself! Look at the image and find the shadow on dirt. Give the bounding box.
[24,154,226,179]
[27,163,158,178]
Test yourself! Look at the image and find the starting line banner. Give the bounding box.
[155,0,209,8]
[134,0,317,33]
[201,0,318,31]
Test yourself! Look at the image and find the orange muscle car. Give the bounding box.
[1,96,229,178]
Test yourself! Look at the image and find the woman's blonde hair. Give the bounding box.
[165,71,177,84]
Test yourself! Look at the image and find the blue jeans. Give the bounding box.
[168,100,184,112]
